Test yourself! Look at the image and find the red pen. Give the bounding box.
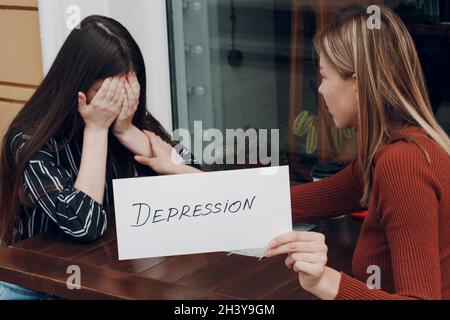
[352,210,369,220]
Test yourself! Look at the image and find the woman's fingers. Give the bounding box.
[285,252,326,276]
[94,78,112,102]
[270,232,324,248]
[104,77,118,102]
[127,72,140,101]
[90,75,127,108]
[265,240,327,257]
[106,77,121,102]
[118,86,126,109]
[265,232,325,257]
[78,92,88,110]
[266,241,326,256]
[124,80,136,113]
[120,85,130,116]
[134,155,156,168]
[112,81,125,109]
[285,252,327,269]
[293,261,325,277]
[142,130,183,167]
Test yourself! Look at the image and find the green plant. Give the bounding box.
[293,111,356,155]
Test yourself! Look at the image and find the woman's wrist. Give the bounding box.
[84,125,109,136]
[112,123,134,137]
[306,267,342,300]
[114,126,153,157]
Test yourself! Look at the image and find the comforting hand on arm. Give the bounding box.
[106,71,200,174]
[134,131,202,175]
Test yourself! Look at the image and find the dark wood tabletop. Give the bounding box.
[0,211,361,300]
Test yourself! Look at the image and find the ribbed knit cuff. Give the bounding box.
[335,272,387,300]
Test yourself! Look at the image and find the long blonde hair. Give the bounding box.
[314,6,450,206]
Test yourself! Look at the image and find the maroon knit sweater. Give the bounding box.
[291,126,450,299]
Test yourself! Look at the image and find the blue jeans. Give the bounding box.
[0,281,59,300]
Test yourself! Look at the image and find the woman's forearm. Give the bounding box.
[74,127,109,203]
[114,125,152,157]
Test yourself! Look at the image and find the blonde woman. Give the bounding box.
[134,6,450,300]
[264,7,450,300]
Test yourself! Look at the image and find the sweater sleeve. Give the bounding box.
[336,144,442,300]
[22,143,108,243]
[291,159,366,223]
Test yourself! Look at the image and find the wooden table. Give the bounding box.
[0,213,361,300]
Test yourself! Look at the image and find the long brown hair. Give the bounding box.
[314,6,450,206]
[0,15,174,246]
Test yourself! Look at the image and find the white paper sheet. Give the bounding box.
[113,166,293,260]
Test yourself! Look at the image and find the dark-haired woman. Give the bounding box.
[0,15,198,300]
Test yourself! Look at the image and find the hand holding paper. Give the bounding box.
[134,130,200,175]
[265,231,341,300]
[113,166,293,260]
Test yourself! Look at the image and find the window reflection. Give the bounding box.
[167,0,450,181]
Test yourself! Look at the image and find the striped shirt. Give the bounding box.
[9,131,193,244]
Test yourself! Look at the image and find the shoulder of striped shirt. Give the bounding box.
[11,131,68,152]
